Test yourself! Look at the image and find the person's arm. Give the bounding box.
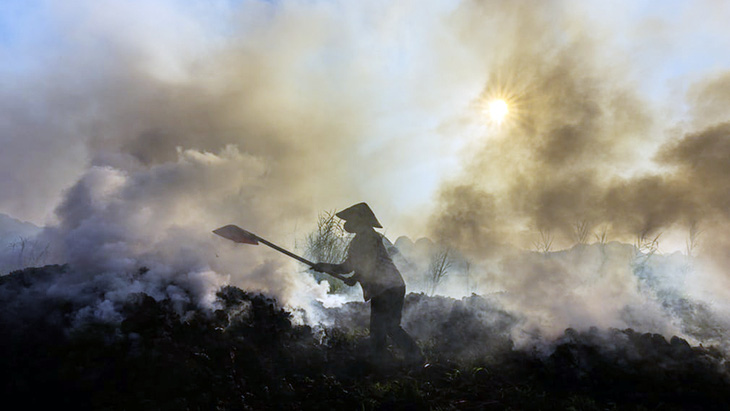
[310,262,358,286]
[310,262,350,275]
[311,238,360,286]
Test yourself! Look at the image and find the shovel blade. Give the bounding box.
[213,225,259,245]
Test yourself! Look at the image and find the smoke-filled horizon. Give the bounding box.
[2,0,730,344]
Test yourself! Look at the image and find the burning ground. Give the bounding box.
[4,0,730,409]
[3,242,730,410]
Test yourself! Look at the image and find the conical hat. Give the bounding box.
[335,202,382,228]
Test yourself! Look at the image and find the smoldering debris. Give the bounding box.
[322,292,517,364]
[2,264,730,409]
[389,236,730,352]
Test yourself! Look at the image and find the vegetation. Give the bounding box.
[573,219,591,245]
[426,247,452,296]
[594,224,609,245]
[2,265,730,410]
[2,236,49,273]
[633,231,662,268]
[686,221,702,258]
[533,228,554,254]
[303,210,351,293]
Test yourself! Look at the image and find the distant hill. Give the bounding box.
[0,214,43,274]
[0,213,41,243]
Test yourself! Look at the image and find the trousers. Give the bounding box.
[369,286,420,358]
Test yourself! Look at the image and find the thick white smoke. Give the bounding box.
[30,145,331,323]
[1,0,472,320]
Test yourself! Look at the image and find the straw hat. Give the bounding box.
[335,202,382,228]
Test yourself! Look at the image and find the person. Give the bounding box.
[311,202,423,363]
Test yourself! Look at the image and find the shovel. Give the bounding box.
[212,224,349,281]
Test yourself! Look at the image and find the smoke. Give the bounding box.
[3,0,442,318]
[417,0,730,344]
[3,0,485,231]
[426,1,730,247]
[0,3,466,299]
[2,0,730,351]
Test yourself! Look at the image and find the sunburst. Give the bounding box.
[477,69,533,130]
[487,99,509,125]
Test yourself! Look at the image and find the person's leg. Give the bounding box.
[382,287,423,361]
[369,294,388,355]
[389,327,422,361]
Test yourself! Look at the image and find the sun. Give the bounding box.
[487,99,509,125]
[476,71,532,130]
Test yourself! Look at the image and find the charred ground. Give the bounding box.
[2,265,730,410]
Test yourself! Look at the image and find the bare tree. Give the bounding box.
[594,225,609,245]
[681,221,703,276]
[463,259,477,295]
[686,221,702,258]
[635,231,661,255]
[533,229,553,255]
[427,247,452,296]
[633,231,662,268]
[573,219,591,245]
[7,236,50,271]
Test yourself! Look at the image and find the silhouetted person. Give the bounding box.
[312,203,423,364]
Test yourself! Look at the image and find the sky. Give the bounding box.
[1,0,729,232]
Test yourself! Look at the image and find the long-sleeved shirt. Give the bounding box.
[341,230,405,301]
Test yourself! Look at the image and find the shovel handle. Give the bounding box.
[255,238,348,282]
[214,224,349,282]
[256,237,314,266]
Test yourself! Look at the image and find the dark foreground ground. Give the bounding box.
[2,266,730,410]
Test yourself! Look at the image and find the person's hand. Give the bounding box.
[311,263,332,274]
